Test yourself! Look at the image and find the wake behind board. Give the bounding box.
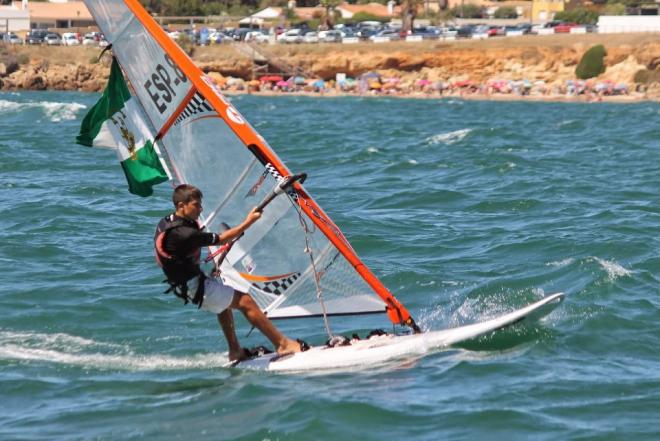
[228,293,564,372]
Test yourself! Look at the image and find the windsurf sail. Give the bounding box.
[83,0,419,332]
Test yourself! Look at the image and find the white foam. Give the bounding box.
[426,128,471,146]
[40,101,87,122]
[547,257,575,268]
[557,119,577,128]
[0,330,228,370]
[0,99,87,121]
[0,99,23,112]
[408,159,418,165]
[594,257,632,280]
[366,147,379,153]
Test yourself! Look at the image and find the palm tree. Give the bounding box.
[319,0,341,30]
[401,0,422,34]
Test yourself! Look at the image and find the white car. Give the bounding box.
[82,35,97,45]
[62,33,80,46]
[303,32,319,44]
[5,32,23,45]
[44,33,62,45]
[245,30,269,43]
[277,29,304,44]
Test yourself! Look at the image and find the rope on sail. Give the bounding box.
[290,192,333,339]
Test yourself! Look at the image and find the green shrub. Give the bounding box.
[494,6,518,19]
[450,4,483,18]
[554,7,599,24]
[575,44,606,80]
[350,12,387,23]
[603,3,626,15]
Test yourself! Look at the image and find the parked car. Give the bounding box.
[44,33,62,45]
[5,32,23,44]
[554,22,580,33]
[516,23,532,34]
[322,30,342,43]
[82,32,98,45]
[245,30,269,43]
[277,28,304,44]
[456,25,474,38]
[369,29,400,41]
[26,29,48,45]
[303,31,319,44]
[62,32,80,46]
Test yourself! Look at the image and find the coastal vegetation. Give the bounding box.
[575,44,606,79]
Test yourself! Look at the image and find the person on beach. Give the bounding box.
[154,184,305,362]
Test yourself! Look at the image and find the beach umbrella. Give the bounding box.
[312,79,325,88]
[294,76,306,85]
[260,75,283,82]
[276,80,289,87]
[453,80,473,88]
[360,71,381,82]
[417,79,432,86]
[248,79,260,86]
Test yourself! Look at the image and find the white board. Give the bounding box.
[228,292,564,372]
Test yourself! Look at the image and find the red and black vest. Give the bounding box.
[154,214,204,305]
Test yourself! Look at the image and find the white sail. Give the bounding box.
[85,0,416,327]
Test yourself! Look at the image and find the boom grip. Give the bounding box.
[256,172,307,213]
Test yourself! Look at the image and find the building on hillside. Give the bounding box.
[28,0,94,29]
[0,1,29,32]
[531,0,567,22]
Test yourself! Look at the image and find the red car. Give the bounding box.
[554,23,579,33]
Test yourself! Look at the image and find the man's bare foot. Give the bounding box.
[276,338,304,355]
[228,347,248,362]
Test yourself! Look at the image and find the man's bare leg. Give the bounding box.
[230,291,301,355]
[217,308,245,362]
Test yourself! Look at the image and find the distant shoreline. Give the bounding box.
[223,88,657,104]
[1,34,658,101]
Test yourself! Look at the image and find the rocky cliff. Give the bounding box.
[1,33,659,97]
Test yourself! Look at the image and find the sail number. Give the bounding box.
[144,54,188,114]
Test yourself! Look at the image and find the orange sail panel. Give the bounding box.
[85,0,414,325]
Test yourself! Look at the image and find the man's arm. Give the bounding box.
[217,207,261,244]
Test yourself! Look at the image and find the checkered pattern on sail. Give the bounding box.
[248,273,300,296]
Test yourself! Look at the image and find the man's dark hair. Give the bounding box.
[173,184,203,207]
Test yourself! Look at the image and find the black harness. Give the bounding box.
[154,214,205,307]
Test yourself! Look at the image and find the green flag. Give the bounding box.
[77,58,169,197]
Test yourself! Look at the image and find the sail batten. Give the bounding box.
[85,0,416,327]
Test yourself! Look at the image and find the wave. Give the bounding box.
[546,257,575,268]
[0,99,87,122]
[593,257,632,280]
[0,330,228,370]
[426,128,472,146]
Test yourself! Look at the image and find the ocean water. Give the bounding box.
[1,91,659,440]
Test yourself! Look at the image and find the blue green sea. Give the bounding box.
[1,91,659,440]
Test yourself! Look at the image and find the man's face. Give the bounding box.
[178,198,203,221]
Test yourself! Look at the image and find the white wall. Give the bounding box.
[598,15,660,33]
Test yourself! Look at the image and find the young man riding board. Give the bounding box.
[155,184,304,362]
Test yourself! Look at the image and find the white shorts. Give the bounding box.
[187,276,235,314]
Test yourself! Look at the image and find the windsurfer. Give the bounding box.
[155,184,304,361]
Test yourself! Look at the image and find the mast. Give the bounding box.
[86,0,419,330]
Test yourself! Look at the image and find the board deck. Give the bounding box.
[228,292,564,372]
